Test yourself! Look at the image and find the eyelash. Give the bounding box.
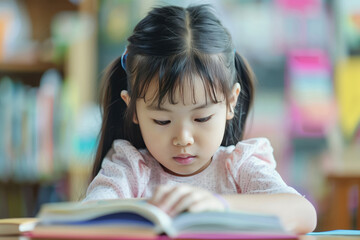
[153,120,171,125]
[153,115,213,125]
[195,115,213,123]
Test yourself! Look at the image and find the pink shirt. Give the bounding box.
[84,138,299,201]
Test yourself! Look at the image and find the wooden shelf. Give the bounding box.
[0,0,77,85]
[0,62,63,73]
[0,61,64,87]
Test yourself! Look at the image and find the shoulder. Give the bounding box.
[235,137,274,164]
[221,138,300,195]
[108,139,139,162]
[217,137,276,168]
[103,139,152,170]
[87,140,153,199]
[112,139,138,153]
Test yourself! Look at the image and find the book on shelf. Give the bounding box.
[26,198,298,239]
[0,70,65,181]
[0,218,38,236]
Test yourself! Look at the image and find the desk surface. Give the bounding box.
[1,236,360,240]
[301,236,360,240]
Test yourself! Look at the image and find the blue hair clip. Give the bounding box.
[121,47,128,71]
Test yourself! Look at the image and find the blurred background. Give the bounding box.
[0,0,359,231]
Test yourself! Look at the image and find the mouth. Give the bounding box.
[173,154,196,165]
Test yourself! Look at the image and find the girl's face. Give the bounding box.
[123,77,239,176]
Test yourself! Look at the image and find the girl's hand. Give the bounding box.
[148,184,228,217]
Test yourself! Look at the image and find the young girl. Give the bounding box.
[84,4,317,234]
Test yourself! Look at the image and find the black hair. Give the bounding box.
[92,4,255,179]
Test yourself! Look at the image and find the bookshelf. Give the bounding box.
[0,0,97,218]
[0,62,64,87]
[0,0,77,85]
[0,178,68,218]
[0,62,62,72]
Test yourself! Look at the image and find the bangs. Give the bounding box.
[130,52,233,107]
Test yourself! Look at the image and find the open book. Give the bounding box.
[28,199,297,239]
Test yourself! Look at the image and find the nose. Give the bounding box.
[173,126,194,147]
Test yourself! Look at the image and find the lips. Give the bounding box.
[173,154,196,165]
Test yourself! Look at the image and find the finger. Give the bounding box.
[159,185,192,213]
[148,185,173,206]
[187,200,210,213]
[169,191,202,216]
[187,195,224,213]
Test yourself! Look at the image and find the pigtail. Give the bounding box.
[223,52,255,146]
[91,57,128,180]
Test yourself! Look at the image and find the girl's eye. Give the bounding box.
[153,119,171,125]
[195,115,213,123]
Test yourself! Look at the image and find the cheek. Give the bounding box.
[140,125,167,162]
[211,113,227,140]
[198,115,227,145]
[137,115,167,149]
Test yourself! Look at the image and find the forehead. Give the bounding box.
[143,75,224,107]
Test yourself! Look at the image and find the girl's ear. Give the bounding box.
[120,90,131,106]
[120,90,139,124]
[226,83,241,120]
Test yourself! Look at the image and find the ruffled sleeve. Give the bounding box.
[83,140,151,202]
[227,138,299,195]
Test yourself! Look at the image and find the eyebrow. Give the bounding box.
[146,103,214,112]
